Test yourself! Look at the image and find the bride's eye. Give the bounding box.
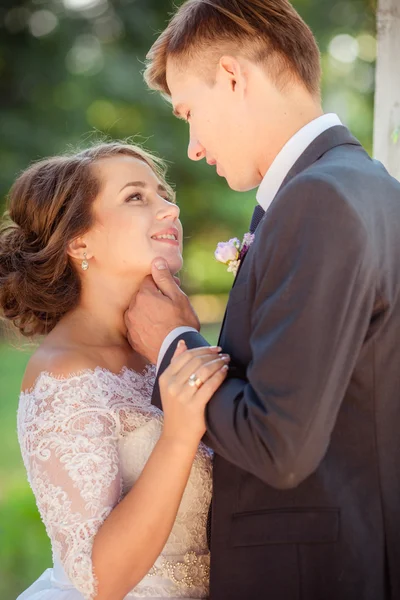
[126,192,144,203]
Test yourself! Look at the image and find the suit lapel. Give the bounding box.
[217,125,362,346]
[277,125,361,192]
[217,240,254,345]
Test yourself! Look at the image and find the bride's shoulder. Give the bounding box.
[21,344,100,394]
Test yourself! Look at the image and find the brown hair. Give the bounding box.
[145,0,321,97]
[0,142,174,337]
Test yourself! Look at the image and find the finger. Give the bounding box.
[168,345,222,372]
[139,275,159,295]
[172,339,187,360]
[196,364,229,404]
[126,289,138,313]
[174,353,230,389]
[151,258,182,300]
[173,275,181,287]
[167,355,226,402]
[126,330,133,348]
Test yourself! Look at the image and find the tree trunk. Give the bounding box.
[373,0,400,181]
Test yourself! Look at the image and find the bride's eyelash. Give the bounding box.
[126,193,173,204]
[126,192,144,202]
[186,111,191,122]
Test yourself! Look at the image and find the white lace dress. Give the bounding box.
[16,365,212,600]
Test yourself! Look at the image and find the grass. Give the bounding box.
[0,340,51,600]
[0,322,221,599]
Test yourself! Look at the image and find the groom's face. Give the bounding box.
[166,59,262,192]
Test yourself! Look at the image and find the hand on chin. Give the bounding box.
[125,258,197,363]
[150,236,183,274]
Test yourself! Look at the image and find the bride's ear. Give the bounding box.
[67,237,92,262]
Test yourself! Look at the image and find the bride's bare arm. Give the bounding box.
[93,435,200,598]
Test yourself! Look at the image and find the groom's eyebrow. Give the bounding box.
[119,181,167,194]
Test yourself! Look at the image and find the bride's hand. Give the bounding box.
[159,341,230,446]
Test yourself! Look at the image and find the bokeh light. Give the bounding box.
[65,34,104,75]
[29,10,59,37]
[63,0,106,11]
[329,34,359,63]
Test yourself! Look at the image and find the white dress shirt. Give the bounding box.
[256,112,342,212]
[157,113,343,370]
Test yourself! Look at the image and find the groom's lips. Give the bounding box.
[207,158,223,176]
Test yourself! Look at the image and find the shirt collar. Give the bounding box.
[256,113,342,212]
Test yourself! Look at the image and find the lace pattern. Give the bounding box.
[17,365,212,599]
[147,551,210,589]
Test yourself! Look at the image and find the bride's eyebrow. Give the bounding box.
[119,181,167,195]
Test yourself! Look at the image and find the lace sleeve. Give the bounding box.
[17,373,123,600]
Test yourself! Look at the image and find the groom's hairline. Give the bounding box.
[144,0,321,99]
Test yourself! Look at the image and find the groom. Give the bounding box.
[126,1,400,598]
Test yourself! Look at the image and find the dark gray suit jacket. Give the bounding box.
[152,126,400,600]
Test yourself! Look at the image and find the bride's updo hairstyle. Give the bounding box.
[0,142,174,337]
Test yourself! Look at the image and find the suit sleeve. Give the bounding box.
[156,327,199,371]
[155,175,376,489]
[152,330,210,410]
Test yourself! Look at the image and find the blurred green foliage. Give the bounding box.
[0,340,50,599]
[0,0,376,597]
[0,0,376,293]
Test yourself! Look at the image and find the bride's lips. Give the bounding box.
[151,227,180,246]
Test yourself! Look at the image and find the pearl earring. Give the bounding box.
[81,252,89,271]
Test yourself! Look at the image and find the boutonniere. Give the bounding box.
[214,232,255,276]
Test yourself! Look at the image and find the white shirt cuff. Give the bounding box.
[157,327,199,372]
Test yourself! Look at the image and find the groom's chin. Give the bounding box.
[229,178,261,193]
[224,170,263,193]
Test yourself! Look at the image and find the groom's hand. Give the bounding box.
[124,258,200,364]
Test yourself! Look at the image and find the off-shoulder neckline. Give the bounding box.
[20,363,156,397]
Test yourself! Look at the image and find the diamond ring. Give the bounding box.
[188,373,203,389]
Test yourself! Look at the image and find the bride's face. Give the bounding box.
[85,155,183,278]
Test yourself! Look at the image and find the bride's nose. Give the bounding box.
[157,199,180,221]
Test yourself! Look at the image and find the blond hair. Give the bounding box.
[145,0,321,98]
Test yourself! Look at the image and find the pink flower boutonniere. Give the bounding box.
[214,232,255,276]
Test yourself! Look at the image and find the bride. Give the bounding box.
[0,142,230,599]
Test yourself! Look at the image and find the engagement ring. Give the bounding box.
[188,373,203,389]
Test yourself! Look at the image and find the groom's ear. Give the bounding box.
[218,56,247,94]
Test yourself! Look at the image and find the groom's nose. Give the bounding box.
[188,137,206,162]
